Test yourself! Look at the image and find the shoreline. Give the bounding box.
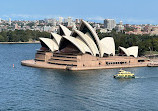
[0,41,40,44]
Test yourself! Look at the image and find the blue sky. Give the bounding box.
[0,0,158,24]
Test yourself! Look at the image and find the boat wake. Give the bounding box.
[135,76,158,79]
[135,76,147,79]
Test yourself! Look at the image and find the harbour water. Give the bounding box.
[0,44,158,110]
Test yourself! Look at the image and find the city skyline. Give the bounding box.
[0,0,158,24]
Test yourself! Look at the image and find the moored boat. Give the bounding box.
[114,69,135,79]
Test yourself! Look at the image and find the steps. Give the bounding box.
[48,53,78,66]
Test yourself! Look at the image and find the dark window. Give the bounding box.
[103,53,109,57]
[96,54,99,57]
[138,60,145,62]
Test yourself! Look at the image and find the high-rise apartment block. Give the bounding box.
[104,19,116,30]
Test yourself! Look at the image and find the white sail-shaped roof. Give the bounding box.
[119,46,138,57]
[127,46,138,57]
[51,32,62,45]
[76,36,92,54]
[59,24,71,36]
[119,46,127,55]
[62,36,92,54]
[39,19,119,57]
[80,20,103,57]
[74,30,99,56]
[39,38,58,52]
[100,37,115,56]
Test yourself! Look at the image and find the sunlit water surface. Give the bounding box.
[0,44,158,111]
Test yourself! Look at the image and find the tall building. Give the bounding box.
[104,19,116,30]
[119,21,123,25]
[45,19,53,24]
[59,17,63,24]
[67,17,72,26]
[9,18,11,25]
[52,19,56,26]
[63,18,68,23]
[67,17,72,23]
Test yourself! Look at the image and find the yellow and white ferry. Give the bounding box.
[113,69,135,79]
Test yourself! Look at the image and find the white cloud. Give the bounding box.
[87,16,104,21]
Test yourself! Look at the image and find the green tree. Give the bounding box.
[0,35,5,42]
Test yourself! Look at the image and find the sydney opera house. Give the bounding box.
[21,20,149,70]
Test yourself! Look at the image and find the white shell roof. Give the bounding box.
[119,46,138,57]
[63,36,92,54]
[74,30,99,56]
[59,24,71,36]
[100,37,115,56]
[39,37,58,52]
[39,20,118,57]
[127,46,138,57]
[51,32,62,45]
[81,20,103,57]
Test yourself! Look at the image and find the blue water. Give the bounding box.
[0,44,158,111]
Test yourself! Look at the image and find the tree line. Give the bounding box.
[0,30,50,42]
